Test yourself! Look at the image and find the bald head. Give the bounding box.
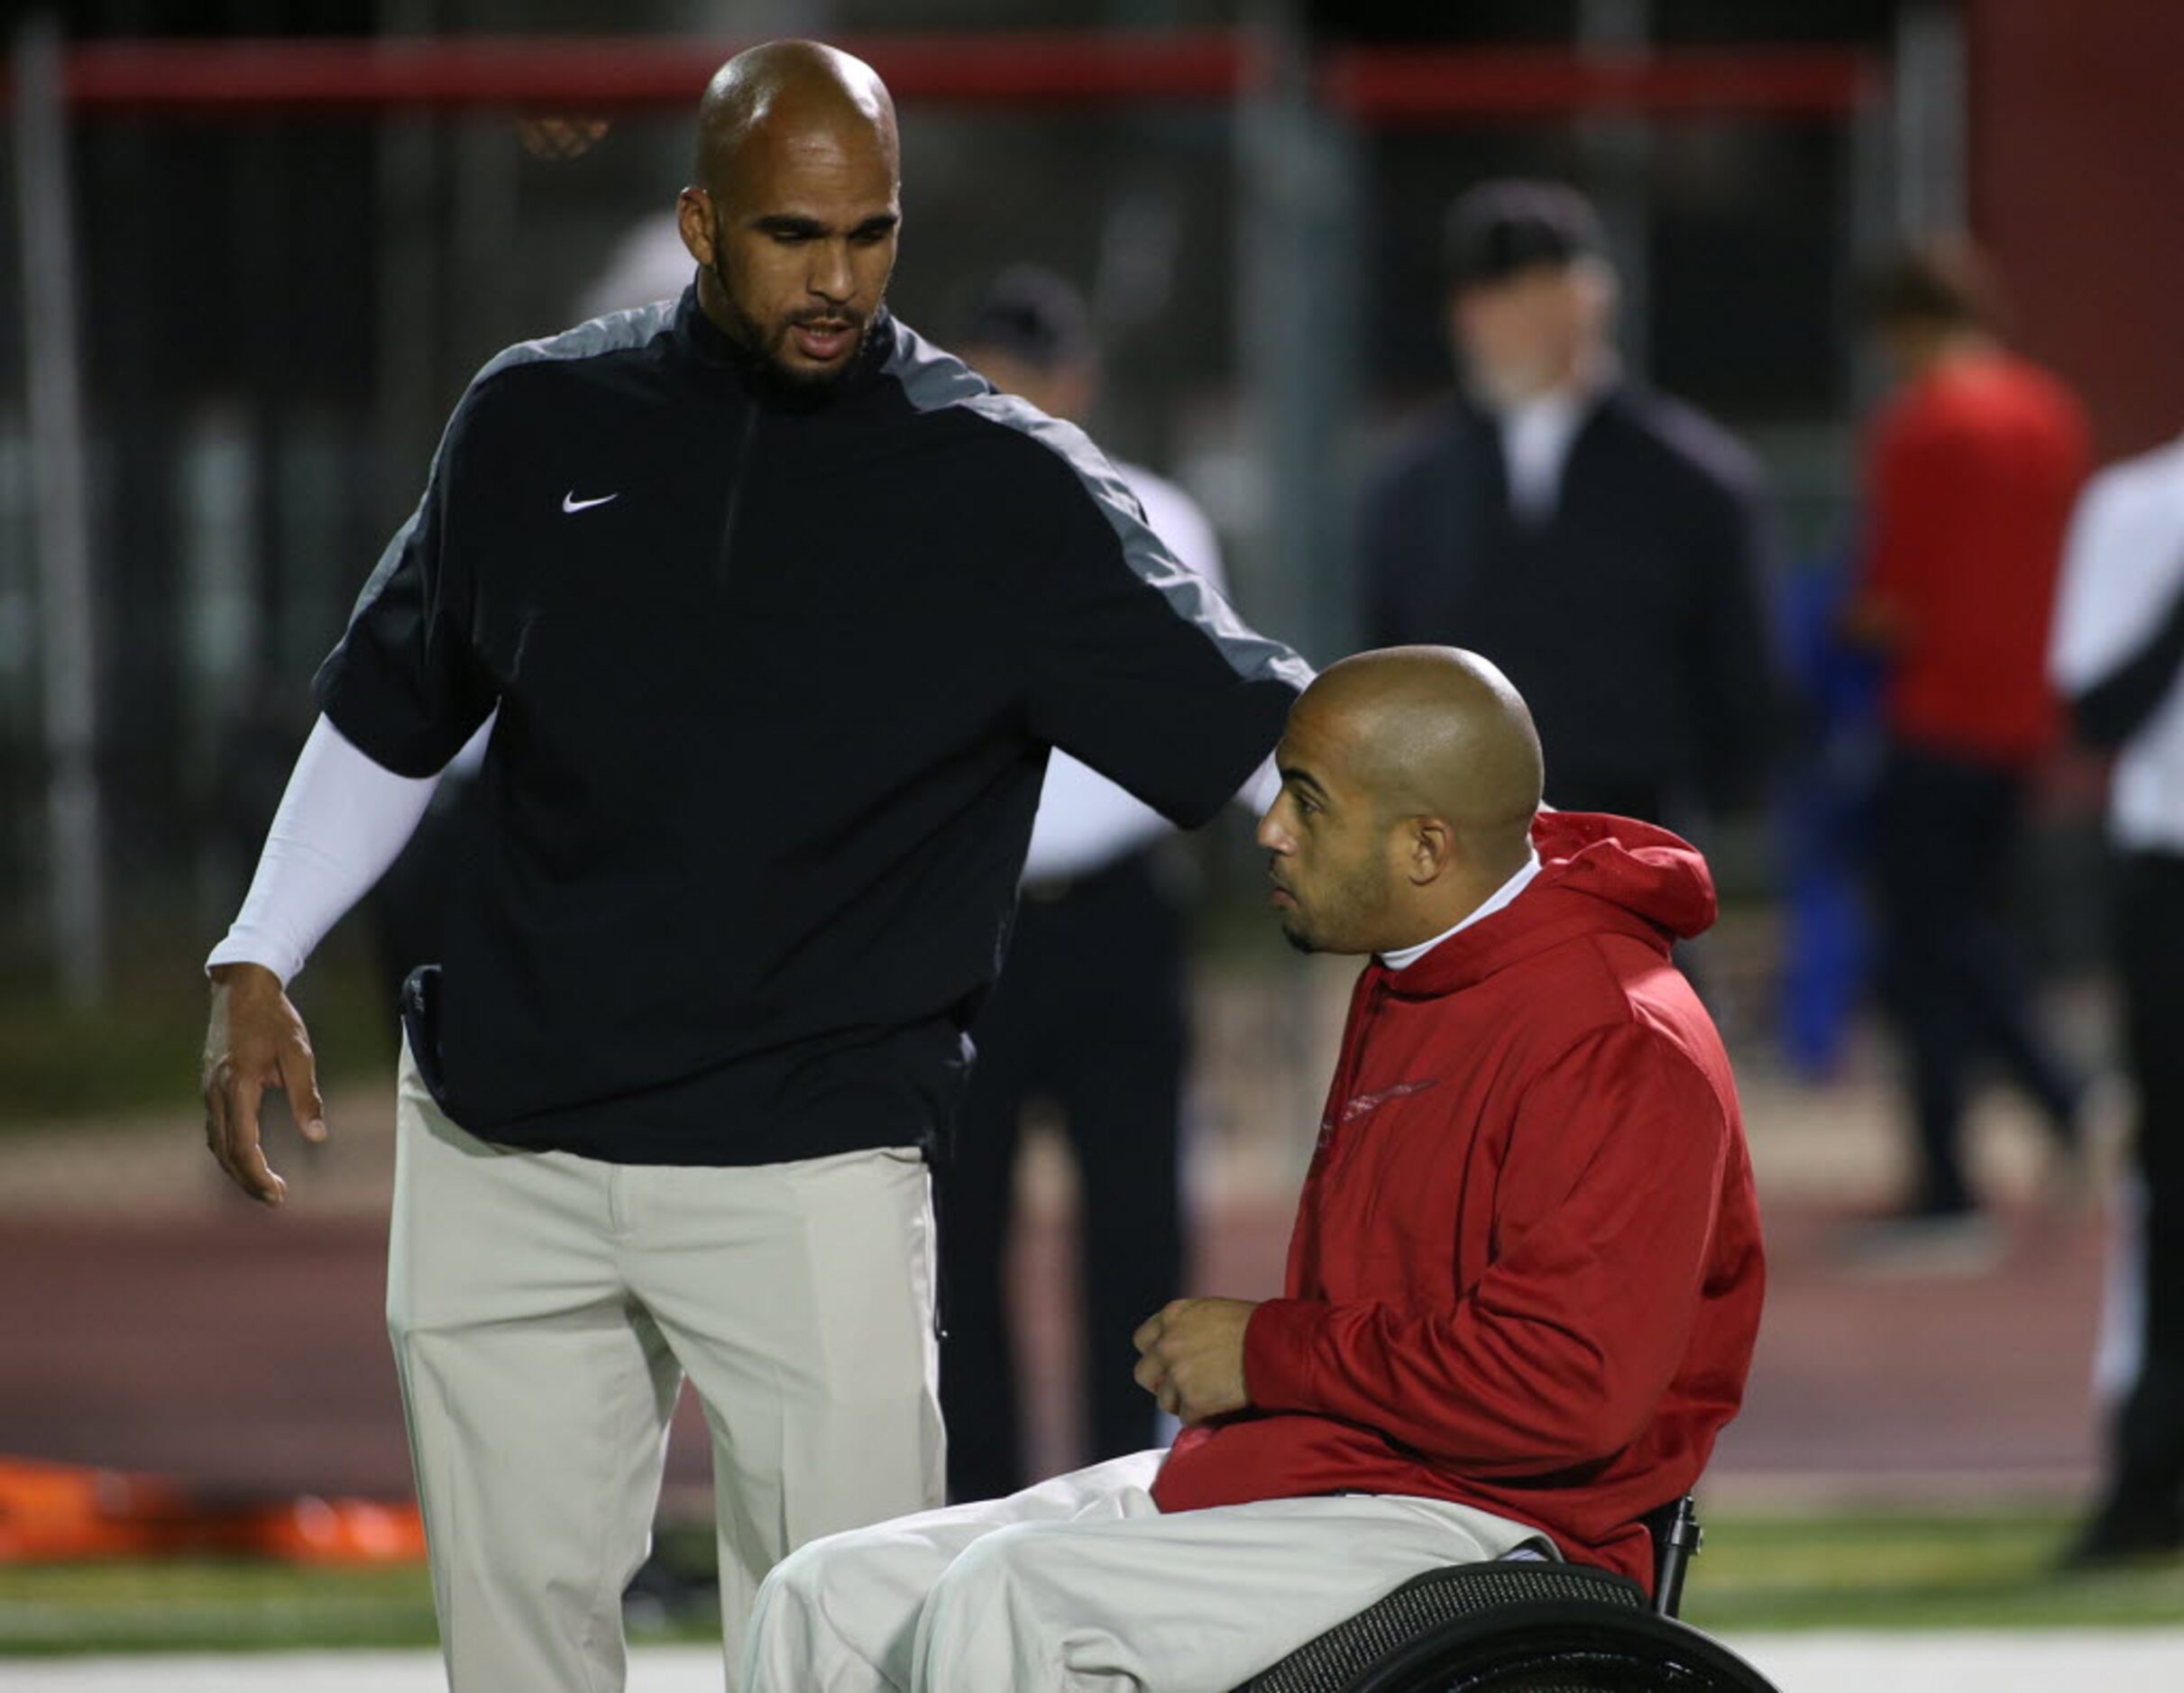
[1259,648,1544,956]
[693,41,897,200]
[1305,646,1543,863]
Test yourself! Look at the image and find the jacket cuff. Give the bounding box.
[1243,1298,1329,1413]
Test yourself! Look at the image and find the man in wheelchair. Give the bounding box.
[742,647,1766,1691]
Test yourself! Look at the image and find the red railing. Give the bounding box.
[1324,45,1875,122]
[14,32,1256,114]
[2,32,1877,120]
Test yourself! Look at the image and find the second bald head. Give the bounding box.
[1304,646,1545,861]
[1258,647,1544,958]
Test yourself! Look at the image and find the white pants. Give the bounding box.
[388,1044,945,1693]
[742,1450,1554,1692]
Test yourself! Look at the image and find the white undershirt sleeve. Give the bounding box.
[204,715,446,986]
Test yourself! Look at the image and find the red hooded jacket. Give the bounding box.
[1152,811,1766,1592]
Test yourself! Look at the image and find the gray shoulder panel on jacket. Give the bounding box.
[474,296,681,386]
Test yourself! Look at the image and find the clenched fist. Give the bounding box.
[1132,1297,1257,1426]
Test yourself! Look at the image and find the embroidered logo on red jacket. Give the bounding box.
[1318,1078,1441,1150]
[1344,1078,1439,1123]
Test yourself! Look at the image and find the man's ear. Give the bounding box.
[677,188,717,267]
[1406,816,1456,887]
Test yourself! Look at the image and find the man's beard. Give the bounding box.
[1276,869,1387,957]
[711,250,874,406]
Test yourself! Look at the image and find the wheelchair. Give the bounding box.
[1229,1496,1782,1693]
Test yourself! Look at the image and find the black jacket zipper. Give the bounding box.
[713,399,761,591]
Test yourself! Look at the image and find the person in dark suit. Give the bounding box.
[1360,180,1775,831]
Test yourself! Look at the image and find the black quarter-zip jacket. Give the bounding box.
[316,288,1308,1165]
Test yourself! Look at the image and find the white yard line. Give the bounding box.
[7,1631,2184,1691]
[1734,1627,2184,1690]
[0,1647,702,1690]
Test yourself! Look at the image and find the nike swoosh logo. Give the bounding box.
[562,491,618,513]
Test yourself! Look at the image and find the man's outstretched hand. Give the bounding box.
[202,962,327,1206]
[1133,1297,1258,1425]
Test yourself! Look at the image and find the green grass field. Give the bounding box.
[0,1560,441,1655]
[1684,1508,2184,1633]
[3,1508,2179,1657]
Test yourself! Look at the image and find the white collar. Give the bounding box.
[1498,382,1589,435]
[1490,367,1612,523]
[1378,847,1543,972]
[1481,353,1615,429]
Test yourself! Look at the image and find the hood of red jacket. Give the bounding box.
[1389,810,1717,1000]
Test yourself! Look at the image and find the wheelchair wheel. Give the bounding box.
[1351,1599,1780,1693]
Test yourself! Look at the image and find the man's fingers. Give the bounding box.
[204,1084,243,1195]
[206,1069,251,1191]
[204,1076,230,1160]
[281,1037,328,1144]
[1133,1299,1190,1352]
[203,970,315,1204]
[220,1075,286,1206]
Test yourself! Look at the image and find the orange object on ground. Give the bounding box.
[0,1455,184,1559]
[0,1454,424,1563]
[245,1494,428,1563]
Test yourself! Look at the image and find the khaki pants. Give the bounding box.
[743,1450,1555,1692]
[388,1043,944,1693]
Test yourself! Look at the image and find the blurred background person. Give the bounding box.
[575,211,694,323]
[1359,178,1775,837]
[2050,423,2184,1567]
[1842,241,2090,1258]
[1770,539,1886,1081]
[937,265,1228,1502]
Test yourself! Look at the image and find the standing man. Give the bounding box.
[741,648,1765,1691]
[1844,241,2088,1250]
[2051,428,2184,1565]
[197,41,1308,1692]
[1361,179,1774,829]
[941,265,1225,1499]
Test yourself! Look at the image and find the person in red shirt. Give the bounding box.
[739,647,1765,1693]
[1844,241,2090,1252]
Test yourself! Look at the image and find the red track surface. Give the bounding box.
[0,1190,2102,1514]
